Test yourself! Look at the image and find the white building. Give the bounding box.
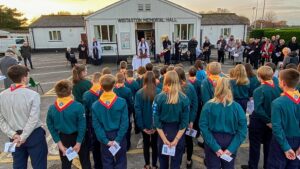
[85,0,202,57]
[29,15,85,50]
[201,13,249,46]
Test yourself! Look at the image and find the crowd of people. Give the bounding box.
[1,51,300,169]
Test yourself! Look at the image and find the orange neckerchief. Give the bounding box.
[115,83,125,89]
[99,91,117,109]
[283,90,300,104]
[208,75,220,87]
[10,83,25,92]
[90,84,101,96]
[126,78,134,84]
[188,77,196,84]
[262,80,274,88]
[163,86,170,93]
[55,96,74,112]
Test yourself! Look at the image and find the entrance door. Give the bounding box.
[137,31,145,41]
[135,23,155,56]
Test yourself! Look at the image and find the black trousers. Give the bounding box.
[218,50,225,64]
[203,51,211,63]
[59,133,92,169]
[23,56,33,69]
[142,131,158,167]
[250,54,259,69]
[190,52,196,65]
[185,135,194,161]
[164,52,171,65]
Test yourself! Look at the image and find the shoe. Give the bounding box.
[186,160,193,169]
[144,165,151,169]
[241,165,249,169]
[197,141,204,148]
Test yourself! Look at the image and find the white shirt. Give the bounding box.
[138,41,150,57]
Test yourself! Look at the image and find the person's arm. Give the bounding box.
[115,103,129,144]
[46,107,60,143]
[253,89,271,123]
[179,95,189,130]
[20,93,41,142]
[0,102,17,138]
[188,86,198,124]
[76,104,86,143]
[227,104,248,153]
[201,81,210,104]
[153,96,162,129]
[134,92,144,130]
[92,105,110,144]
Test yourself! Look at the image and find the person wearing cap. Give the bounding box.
[0,49,18,89]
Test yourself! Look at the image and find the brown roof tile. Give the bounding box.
[29,15,85,28]
[201,13,250,25]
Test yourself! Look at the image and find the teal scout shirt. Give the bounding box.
[201,78,215,104]
[125,80,140,99]
[72,80,92,103]
[113,86,134,114]
[182,83,198,123]
[249,76,260,97]
[230,80,250,99]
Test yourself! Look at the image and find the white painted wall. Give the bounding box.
[201,25,247,47]
[30,27,85,49]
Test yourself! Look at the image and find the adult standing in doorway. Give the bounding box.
[138,38,150,58]
[0,49,18,89]
[217,36,227,64]
[150,37,156,57]
[203,36,211,63]
[174,38,181,64]
[91,38,102,65]
[162,36,171,65]
[78,41,88,65]
[227,35,236,60]
[20,42,33,69]
[188,37,198,65]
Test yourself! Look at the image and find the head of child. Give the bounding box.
[285,63,298,70]
[208,62,221,76]
[120,61,127,73]
[160,65,168,77]
[194,60,204,70]
[167,65,175,72]
[145,63,153,71]
[279,69,300,91]
[163,71,182,104]
[228,68,235,79]
[125,70,134,80]
[137,66,146,77]
[7,65,30,85]
[100,74,116,92]
[175,67,186,85]
[234,64,249,85]
[264,62,276,75]
[55,80,72,98]
[153,68,160,80]
[102,67,112,75]
[92,72,102,85]
[188,67,197,79]
[116,73,125,85]
[72,64,87,84]
[257,66,273,82]
[211,78,233,106]
[244,63,256,78]
[143,71,156,101]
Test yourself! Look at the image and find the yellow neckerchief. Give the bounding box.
[99,91,117,109]
[55,96,74,112]
[90,84,101,96]
[262,80,274,88]
[115,83,125,88]
[188,77,196,83]
[10,83,25,92]
[126,78,134,84]
[208,75,220,87]
[283,90,300,104]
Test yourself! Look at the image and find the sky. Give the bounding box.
[1,0,300,25]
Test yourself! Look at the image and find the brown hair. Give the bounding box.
[72,64,86,84]
[137,66,146,75]
[125,70,134,78]
[279,69,300,88]
[167,65,175,72]
[208,62,221,75]
[265,62,276,73]
[102,67,112,75]
[7,65,29,83]
[194,60,204,70]
[100,74,116,91]
[145,63,153,71]
[120,61,128,69]
[234,64,249,85]
[175,63,184,68]
[257,66,273,81]
[116,73,125,83]
[175,67,186,83]
[229,68,235,78]
[143,71,156,101]
[297,64,300,72]
[92,72,102,84]
[153,68,160,79]
[244,63,256,77]
[188,66,197,77]
[55,80,72,98]
[285,63,298,70]
[160,65,168,75]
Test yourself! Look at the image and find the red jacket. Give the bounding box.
[261,43,274,59]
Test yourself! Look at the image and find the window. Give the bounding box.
[138,4,144,11]
[145,4,151,11]
[49,31,61,41]
[94,25,116,43]
[221,28,231,37]
[174,24,194,40]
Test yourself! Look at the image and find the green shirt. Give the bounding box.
[271,96,300,152]
[92,97,129,144]
[182,83,198,123]
[46,101,86,143]
[253,84,281,123]
[230,80,250,99]
[200,101,247,153]
[113,86,134,114]
[72,80,92,103]
[125,80,140,99]
[189,79,202,103]
[201,78,214,104]
[135,88,161,130]
[153,92,190,130]
[249,76,260,97]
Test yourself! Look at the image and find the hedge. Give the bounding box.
[250,28,300,43]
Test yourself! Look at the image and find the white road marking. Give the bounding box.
[34,64,68,69]
[31,70,71,76]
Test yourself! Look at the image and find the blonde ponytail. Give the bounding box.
[163,71,183,104]
[210,78,233,106]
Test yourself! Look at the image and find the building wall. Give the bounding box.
[201,25,247,47]
[30,27,85,49]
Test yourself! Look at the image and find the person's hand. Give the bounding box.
[143,129,151,135]
[216,149,224,157]
[57,141,67,156]
[12,134,21,147]
[163,139,171,147]
[150,129,156,134]
[170,137,179,147]
[285,149,296,160]
[189,122,193,129]
[296,147,300,156]
[223,149,232,156]
[73,143,81,153]
[266,123,272,129]
[107,141,115,147]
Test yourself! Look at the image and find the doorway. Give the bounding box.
[135,23,155,56]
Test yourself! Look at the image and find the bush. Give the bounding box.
[250,28,300,43]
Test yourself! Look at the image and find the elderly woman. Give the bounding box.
[273,39,286,65]
[233,40,244,65]
[261,39,274,65]
[288,37,299,53]
[65,47,77,68]
[282,47,299,69]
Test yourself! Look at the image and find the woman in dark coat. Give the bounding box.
[77,41,88,65]
[66,47,77,67]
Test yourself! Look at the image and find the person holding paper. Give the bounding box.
[153,71,189,169]
[199,78,247,169]
[46,80,91,169]
[135,72,161,169]
[138,38,150,58]
[0,65,47,169]
[175,67,198,168]
[267,69,300,169]
[92,74,129,169]
[242,66,281,169]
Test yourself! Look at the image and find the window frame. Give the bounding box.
[49,30,62,41]
[138,4,144,11]
[145,4,151,11]
[174,24,195,41]
[94,25,116,43]
[221,28,231,37]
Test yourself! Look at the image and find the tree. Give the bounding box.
[50,11,72,15]
[199,8,231,14]
[265,11,277,22]
[0,5,27,29]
